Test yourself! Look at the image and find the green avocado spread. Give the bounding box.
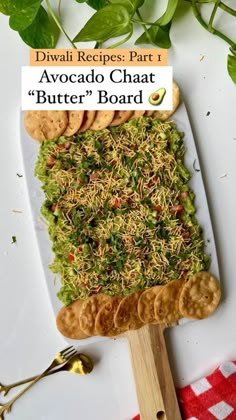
[35,117,209,305]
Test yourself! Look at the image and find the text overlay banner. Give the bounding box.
[30,49,168,67]
[21,66,173,111]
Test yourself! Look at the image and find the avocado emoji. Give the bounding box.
[149,88,166,106]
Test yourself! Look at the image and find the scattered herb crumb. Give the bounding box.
[193,159,201,172]
[206,111,211,116]
[233,138,236,141]
[12,210,23,214]
[220,173,227,178]
[16,173,23,178]
[207,239,211,243]
[200,55,205,61]
[11,236,17,244]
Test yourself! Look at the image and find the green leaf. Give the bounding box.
[0,0,41,15]
[135,0,177,48]
[73,4,131,42]
[109,0,134,14]
[132,0,145,8]
[228,54,236,83]
[76,0,108,10]
[135,22,172,48]
[19,6,55,48]
[157,0,178,25]
[109,0,144,14]
[0,0,18,15]
[9,1,41,31]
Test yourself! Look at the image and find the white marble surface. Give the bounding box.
[0,1,235,419]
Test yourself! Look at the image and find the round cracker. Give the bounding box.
[79,294,112,335]
[95,296,124,336]
[110,111,134,127]
[56,300,89,340]
[90,111,115,130]
[114,291,144,330]
[138,286,163,324]
[179,272,221,320]
[153,81,180,121]
[79,111,96,132]
[63,111,84,136]
[130,111,145,118]
[144,110,155,117]
[24,110,68,141]
[154,280,183,323]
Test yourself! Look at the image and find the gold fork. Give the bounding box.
[0,353,93,396]
[0,345,77,419]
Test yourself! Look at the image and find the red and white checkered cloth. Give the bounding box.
[132,360,236,420]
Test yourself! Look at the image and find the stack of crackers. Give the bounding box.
[56,272,221,340]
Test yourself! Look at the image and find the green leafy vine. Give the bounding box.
[0,0,235,82]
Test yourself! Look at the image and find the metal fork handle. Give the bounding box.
[0,347,77,396]
[0,368,51,417]
[0,346,77,397]
[0,362,69,396]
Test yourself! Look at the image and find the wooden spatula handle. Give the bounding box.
[127,324,182,420]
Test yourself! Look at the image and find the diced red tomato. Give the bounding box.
[154,205,161,213]
[67,252,75,263]
[153,176,160,183]
[114,198,121,208]
[171,204,183,213]
[57,142,71,150]
[57,144,66,150]
[182,230,190,242]
[111,159,117,166]
[50,203,58,212]
[108,247,113,254]
[180,192,188,199]
[78,246,83,252]
[90,171,99,181]
[46,155,55,167]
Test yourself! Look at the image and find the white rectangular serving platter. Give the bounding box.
[20,102,219,341]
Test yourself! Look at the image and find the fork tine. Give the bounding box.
[62,346,77,357]
[61,347,77,361]
[60,346,74,356]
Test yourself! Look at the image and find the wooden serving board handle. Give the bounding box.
[126,324,182,420]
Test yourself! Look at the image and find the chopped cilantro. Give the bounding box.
[35,118,209,305]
